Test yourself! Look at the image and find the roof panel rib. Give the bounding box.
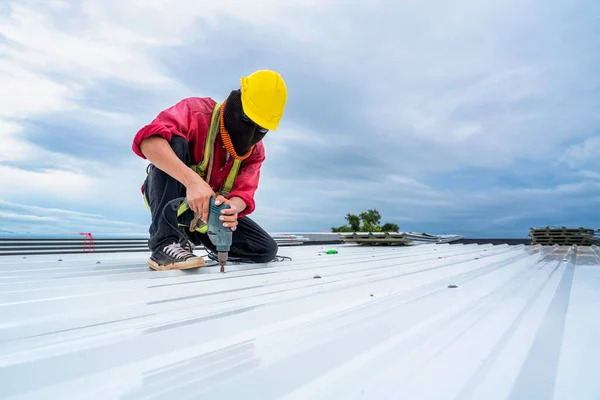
[0,243,599,399]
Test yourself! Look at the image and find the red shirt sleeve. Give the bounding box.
[132,98,197,159]
[227,142,265,217]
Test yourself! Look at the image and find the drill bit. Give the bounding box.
[218,251,228,273]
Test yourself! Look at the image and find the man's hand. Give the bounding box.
[187,178,216,225]
[140,136,216,224]
[215,195,239,231]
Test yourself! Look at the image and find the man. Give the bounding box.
[132,70,287,270]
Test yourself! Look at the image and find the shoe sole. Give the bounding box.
[148,257,206,271]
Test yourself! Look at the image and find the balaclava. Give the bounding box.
[221,89,268,158]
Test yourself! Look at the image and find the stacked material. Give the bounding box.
[338,232,463,246]
[529,226,600,246]
[437,234,466,243]
[403,232,464,244]
[269,233,309,246]
[271,232,344,246]
[338,232,410,245]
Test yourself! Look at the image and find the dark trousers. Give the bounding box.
[142,136,278,263]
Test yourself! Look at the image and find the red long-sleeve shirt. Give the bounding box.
[132,97,265,217]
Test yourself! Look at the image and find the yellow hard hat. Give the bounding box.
[239,70,287,131]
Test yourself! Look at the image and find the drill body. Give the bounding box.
[206,197,233,272]
[183,196,233,272]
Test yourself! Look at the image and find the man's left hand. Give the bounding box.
[215,195,238,231]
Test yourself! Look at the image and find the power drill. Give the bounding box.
[187,197,233,273]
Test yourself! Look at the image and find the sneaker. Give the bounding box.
[179,236,196,253]
[148,242,206,271]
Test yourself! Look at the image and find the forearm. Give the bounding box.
[228,196,247,214]
[139,136,199,188]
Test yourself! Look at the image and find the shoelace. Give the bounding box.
[164,243,192,259]
[180,239,194,253]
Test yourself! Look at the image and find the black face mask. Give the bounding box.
[222,89,268,156]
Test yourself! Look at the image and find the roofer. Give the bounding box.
[132,70,287,270]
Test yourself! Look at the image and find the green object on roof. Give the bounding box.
[319,249,338,255]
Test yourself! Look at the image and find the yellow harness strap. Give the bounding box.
[189,102,241,197]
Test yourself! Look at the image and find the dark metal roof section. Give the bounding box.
[1,243,599,399]
[0,233,344,256]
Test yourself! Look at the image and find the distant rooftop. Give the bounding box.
[1,242,599,399]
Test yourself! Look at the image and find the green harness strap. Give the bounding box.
[143,102,243,233]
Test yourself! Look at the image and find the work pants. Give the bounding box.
[142,136,278,263]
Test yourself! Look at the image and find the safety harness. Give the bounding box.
[191,102,242,197]
[143,102,242,233]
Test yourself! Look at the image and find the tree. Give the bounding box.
[359,209,381,226]
[346,213,360,231]
[381,223,400,232]
[331,208,399,233]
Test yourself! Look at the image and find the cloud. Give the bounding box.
[1,0,599,239]
[0,164,95,198]
[579,170,600,180]
[0,200,103,218]
[0,3,172,86]
[0,211,56,222]
[0,200,148,235]
[557,137,600,169]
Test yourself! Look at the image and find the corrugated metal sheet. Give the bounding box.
[1,243,599,399]
[0,233,344,256]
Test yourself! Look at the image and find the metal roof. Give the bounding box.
[0,233,345,256]
[1,243,599,399]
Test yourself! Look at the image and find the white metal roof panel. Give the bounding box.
[0,243,599,399]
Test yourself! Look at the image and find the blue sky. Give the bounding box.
[0,0,599,238]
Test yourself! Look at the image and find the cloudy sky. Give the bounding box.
[1,0,599,238]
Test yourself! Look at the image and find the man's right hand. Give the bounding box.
[186,178,215,225]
